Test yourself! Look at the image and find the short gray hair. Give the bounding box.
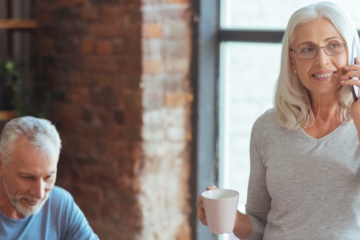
[0,116,62,165]
[274,2,358,129]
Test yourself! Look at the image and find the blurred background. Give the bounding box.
[0,0,359,240]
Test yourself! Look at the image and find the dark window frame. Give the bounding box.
[190,1,285,239]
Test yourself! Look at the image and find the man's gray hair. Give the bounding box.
[0,116,62,165]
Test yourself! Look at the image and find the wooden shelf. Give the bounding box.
[0,110,16,121]
[0,19,38,29]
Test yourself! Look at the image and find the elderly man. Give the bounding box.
[0,116,98,239]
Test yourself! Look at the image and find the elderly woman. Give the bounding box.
[198,2,360,239]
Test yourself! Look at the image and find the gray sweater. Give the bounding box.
[244,109,360,240]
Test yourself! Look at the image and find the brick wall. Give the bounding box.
[38,0,192,239]
[140,1,192,239]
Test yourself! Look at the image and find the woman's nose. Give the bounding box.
[315,47,331,66]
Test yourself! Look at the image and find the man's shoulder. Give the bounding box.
[46,187,99,239]
[47,186,75,208]
[50,186,73,200]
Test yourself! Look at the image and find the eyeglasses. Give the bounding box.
[290,42,347,58]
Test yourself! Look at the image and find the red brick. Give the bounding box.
[113,109,125,125]
[60,135,81,158]
[83,72,115,88]
[59,0,88,7]
[118,57,142,74]
[81,38,95,53]
[89,24,122,38]
[57,56,82,70]
[125,109,142,126]
[67,87,90,104]
[54,38,79,52]
[80,6,98,21]
[90,87,118,105]
[40,1,192,239]
[73,183,104,205]
[41,37,54,56]
[121,126,142,140]
[83,56,119,72]
[100,6,124,23]
[124,4,142,19]
[124,91,142,109]
[142,24,163,38]
[126,75,142,90]
[113,39,141,55]
[123,24,141,41]
[96,40,113,54]
[50,103,82,124]
[111,139,133,164]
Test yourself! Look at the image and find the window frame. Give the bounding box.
[191,1,285,239]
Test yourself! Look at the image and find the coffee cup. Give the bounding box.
[202,189,239,234]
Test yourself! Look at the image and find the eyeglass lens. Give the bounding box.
[296,42,345,58]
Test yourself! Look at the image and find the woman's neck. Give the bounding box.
[310,92,339,123]
[304,93,341,138]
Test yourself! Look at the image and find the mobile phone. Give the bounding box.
[350,43,359,101]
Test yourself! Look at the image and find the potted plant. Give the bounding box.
[0,58,49,121]
[0,58,21,120]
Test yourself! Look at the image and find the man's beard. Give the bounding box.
[2,179,49,217]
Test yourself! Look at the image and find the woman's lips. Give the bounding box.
[312,71,336,81]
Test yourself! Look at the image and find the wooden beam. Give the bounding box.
[0,19,37,29]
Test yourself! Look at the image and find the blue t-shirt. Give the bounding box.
[0,186,99,240]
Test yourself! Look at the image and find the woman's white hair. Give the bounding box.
[274,2,359,129]
[0,116,62,165]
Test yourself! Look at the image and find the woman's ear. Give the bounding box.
[290,53,297,72]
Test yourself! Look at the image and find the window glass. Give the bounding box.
[218,42,281,240]
[221,0,360,29]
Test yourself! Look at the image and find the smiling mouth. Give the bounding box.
[312,72,336,78]
[23,198,41,206]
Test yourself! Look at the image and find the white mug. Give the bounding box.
[202,189,239,234]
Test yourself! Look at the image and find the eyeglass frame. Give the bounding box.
[290,42,347,58]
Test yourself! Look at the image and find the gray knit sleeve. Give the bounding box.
[241,114,271,240]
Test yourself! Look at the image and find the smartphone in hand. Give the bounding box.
[350,43,359,101]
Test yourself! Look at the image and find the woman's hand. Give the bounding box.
[197,185,253,238]
[197,185,218,226]
[340,57,360,139]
